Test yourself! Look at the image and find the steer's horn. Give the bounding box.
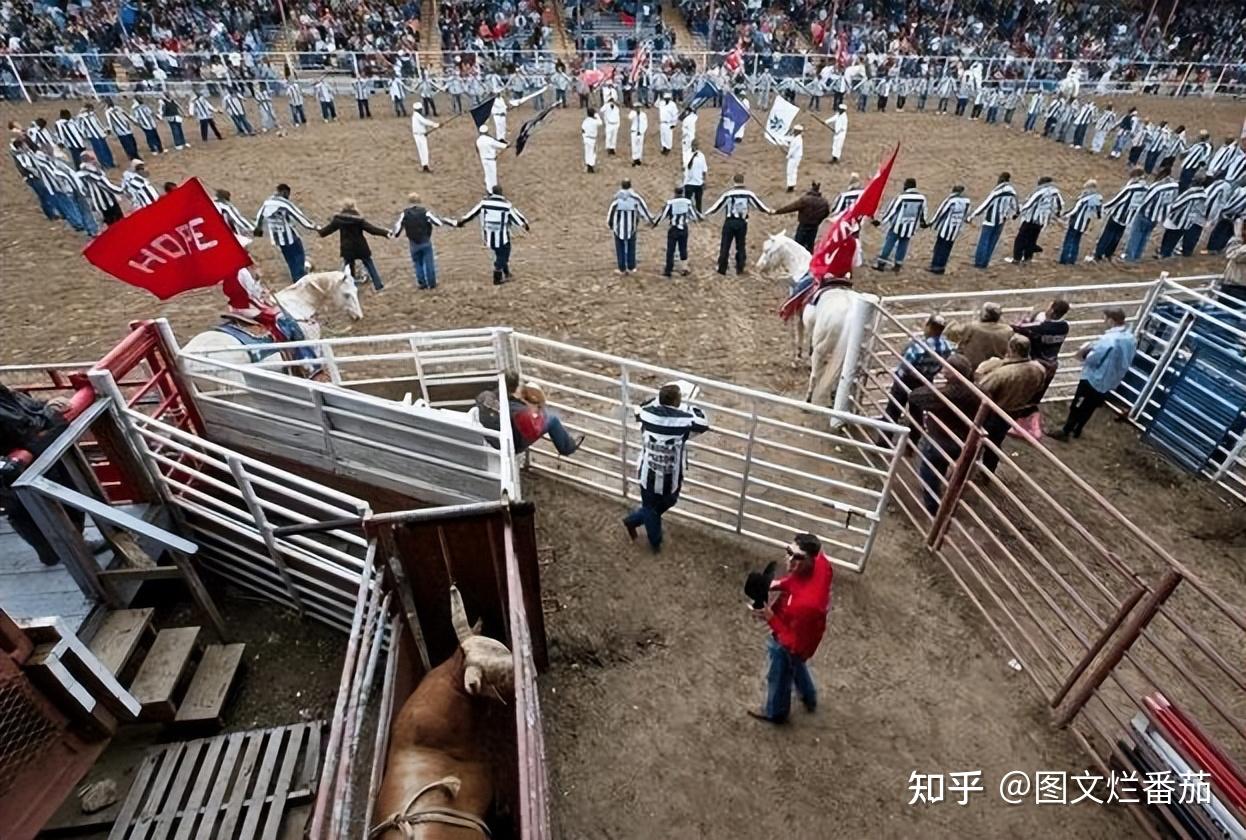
[450,584,474,644]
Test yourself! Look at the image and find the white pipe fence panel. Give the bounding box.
[510,333,908,572]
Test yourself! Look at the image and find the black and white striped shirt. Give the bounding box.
[459,194,529,247]
[606,190,654,238]
[635,397,710,496]
[28,122,55,152]
[121,170,159,207]
[1094,110,1116,131]
[879,189,928,237]
[1146,127,1170,154]
[1180,140,1213,174]
[254,195,317,245]
[1163,186,1208,230]
[77,110,107,139]
[1063,191,1102,232]
[215,199,251,234]
[1136,179,1178,223]
[9,142,36,179]
[1225,152,1246,183]
[77,165,125,212]
[969,183,1018,226]
[286,82,304,104]
[654,197,698,231]
[1074,103,1095,125]
[190,96,215,119]
[1017,185,1064,225]
[1207,143,1238,178]
[222,92,247,116]
[928,193,971,240]
[832,188,863,215]
[55,117,86,149]
[1103,179,1148,225]
[705,187,773,221]
[254,86,273,104]
[32,152,75,193]
[314,80,334,102]
[130,102,158,130]
[1204,179,1234,220]
[1220,187,1246,221]
[353,78,371,99]
[105,106,134,135]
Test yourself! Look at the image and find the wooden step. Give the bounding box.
[175,643,247,727]
[86,608,155,676]
[129,626,201,721]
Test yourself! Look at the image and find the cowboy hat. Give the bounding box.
[744,561,777,610]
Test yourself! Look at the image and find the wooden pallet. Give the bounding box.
[107,721,323,840]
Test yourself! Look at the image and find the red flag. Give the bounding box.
[808,144,898,281]
[83,177,252,300]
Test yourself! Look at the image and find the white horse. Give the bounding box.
[1058,64,1082,100]
[756,232,863,406]
[180,270,363,377]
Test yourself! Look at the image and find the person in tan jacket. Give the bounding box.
[976,334,1048,473]
[947,302,1013,369]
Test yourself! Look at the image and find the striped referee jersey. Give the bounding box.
[77,109,108,140]
[189,96,215,119]
[222,92,247,116]
[1103,179,1148,225]
[1207,143,1243,179]
[130,102,158,130]
[459,193,529,247]
[105,106,134,135]
[77,164,125,212]
[1219,187,1246,221]
[969,182,1019,226]
[254,86,273,103]
[1204,179,1234,220]
[704,186,773,220]
[832,188,862,215]
[607,189,654,239]
[928,193,971,241]
[254,195,317,245]
[55,117,86,150]
[1017,184,1064,225]
[121,170,159,207]
[1224,151,1246,183]
[28,122,55,152]
[879,188,928,237]
[1163,186,1208,230]
[1063,190,1102,232]
[1094,110,1116,131]
[31,151,75,194]
[654,196,698,230]
[215,199,252,234]
[635,397,710,497]
[1180,140,1213,173]
[1136,178,1178,223]
[353,79,371,99]
[285,82,304,104]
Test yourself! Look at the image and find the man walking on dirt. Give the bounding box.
[748,533,832,724]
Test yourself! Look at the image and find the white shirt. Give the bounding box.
[476,133,506,161]
[602,102,620,126]
[630,110,648,135]
[684,151,707,186]
[658,100,678,126]
[681,112,697,141]
[826,112,847,136]
[411,111,438,136]
[783,134,804,161]
[581,115,602,140]
[492,98,508,117]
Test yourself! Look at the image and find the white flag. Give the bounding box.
[763,96,800,145]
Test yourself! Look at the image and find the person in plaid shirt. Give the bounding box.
[883,315,953,427]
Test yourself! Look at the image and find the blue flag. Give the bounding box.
[715,93,749,156]
[687,79,719,112]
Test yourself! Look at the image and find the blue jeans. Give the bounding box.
[117,133,139,160]
[67,146,84,167]
[409,241,437,288]
[1059,228,1084,264]
[1206,219,1235,253]
[974,223,1003,267]
[614,235,637,271]
[1094,220,1126,259]
[279,239,306,282]
[543,415,579,455]
[1124,216,1155,262]
[877,230,910,268]
[75,194,98,236]
[141,127,163,153]
[229,113,254,135]
[291,104,307,124]
[347,256,383,290]
[26,177,59,220]
[623,488,678,551]
[492,241,512,275]
[929,235,954,273]
[764,635,816,721]
[319,100,336,120]
[53,192,87,231]
[1024,112,1038,132]
[169,121,187,147]
[89,136,115,168]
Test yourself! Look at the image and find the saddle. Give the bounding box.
[216,306,319,374]
[778,275,853,322]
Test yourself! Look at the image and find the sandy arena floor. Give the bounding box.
[2,93,1242,839]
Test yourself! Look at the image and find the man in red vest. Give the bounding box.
[749,533,833,723]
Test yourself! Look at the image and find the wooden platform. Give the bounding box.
[175,643,246,726]
[86,608,155,676]
[0,517,108,632]
[128,626,200,721]
[107,721,323,840]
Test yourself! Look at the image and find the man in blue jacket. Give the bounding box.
[1049,308,1137,441]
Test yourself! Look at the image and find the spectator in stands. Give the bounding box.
[1049,308,1137,442]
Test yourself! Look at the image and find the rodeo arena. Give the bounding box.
[3,0,1246,838]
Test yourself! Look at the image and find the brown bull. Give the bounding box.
[371,586,513,839]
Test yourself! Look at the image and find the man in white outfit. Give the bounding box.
[825,103,847,163]
[629,103,648,166]
[779,125,804,192]
[680,108,698,166]
[410,102,439,172]
[491,96,509,140]
[476,124,507,191]
[602,98,621,156]
[582,107,603,173]
[658,93,678,156]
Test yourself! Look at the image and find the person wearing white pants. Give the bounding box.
[825,104,847,163]
[658,93,677,156]
[779,125,804,192]
[629,104,648,166]
[680,109,698,167]
[603,99,621,156]
[410,102,438,172]
[491,97,508,140]
[582,108,603,173]
[476,125,507,192]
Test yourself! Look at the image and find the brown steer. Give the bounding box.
[371,586,513,839]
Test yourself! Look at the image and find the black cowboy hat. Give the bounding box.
[744,561,777,610]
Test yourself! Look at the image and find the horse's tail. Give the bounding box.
[808,292,856,407]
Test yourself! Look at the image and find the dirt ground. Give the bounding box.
[3,93,1243,839]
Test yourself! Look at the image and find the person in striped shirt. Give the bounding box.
[969,172,1019,268]
[1070,101,1095,150]
[1090,105,1116,154]
[925,185,970,275]
[1058,180,1102,264]
[76,103,116,169]
[1159,125,1188,172]
[103,98,139,162]
[456,185,530,286]
[1204,181,1246,254]
[28,119,55,155]
[606,180,654,274]
[621,383,710,553]
[353,76,373,119]
[55,109,87,166]
[389,74,409,117]
[653,186,701,278]
[1023,91,1043,133]
[1124,167,1177,262]
[1144,121,1171,174]
[214,189,252,235]
[120,159,159,210]
[253,184,320,282]
[286,79,307,127]
[314,79,338,122]
[8,133,58,221]
[254,83,280,133]
[222,88,255,137]
[76,152,124,227]
[190,91,223,142]
[1159,177,1209,258]
[1092,168,1147,261]
[32,146,90,232]
[1207,137,1245,181]
[872,178,928,272]
[130,97,164,155]
[1178,130,1213,192]
[831,172,862,215]
[706,174,775,276]
[1008,176,1064,264]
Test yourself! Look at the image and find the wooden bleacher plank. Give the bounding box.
[174,643,246,726]
[129,627,200,721]
[86,608,154,676]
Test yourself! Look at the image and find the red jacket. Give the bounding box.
[768,552,833,660]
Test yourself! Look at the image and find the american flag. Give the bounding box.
[630,42,650,84]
